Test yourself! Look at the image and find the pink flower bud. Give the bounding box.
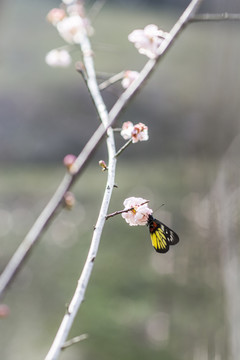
[47,8,66,26]
[63,154,76,170]
[99,160,108,171]
[64,191,75,209]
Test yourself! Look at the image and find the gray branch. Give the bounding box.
[191,13,240,22]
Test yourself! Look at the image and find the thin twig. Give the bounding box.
[114,138,132,158]
[106,200,149,220]
[106,208,132,219]
[61,334,88,350]
[99,71,125,90]
[190,13,240,22]
[96,71,116,79]
[76,61,88,84]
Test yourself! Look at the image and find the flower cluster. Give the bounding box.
[122,197,152,226]
[128,24,169,59]
[120,121,149,143]
[45,2,93,67]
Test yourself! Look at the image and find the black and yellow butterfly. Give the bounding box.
[147,215,179,253]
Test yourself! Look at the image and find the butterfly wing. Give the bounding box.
[150,225,170,253]
[148,215,179,253]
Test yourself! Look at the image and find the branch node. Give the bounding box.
[75,61,88,83]
[65,303,71,315]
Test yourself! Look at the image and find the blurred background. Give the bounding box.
[0,0,240,359]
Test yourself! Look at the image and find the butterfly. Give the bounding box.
[147,214,179,253]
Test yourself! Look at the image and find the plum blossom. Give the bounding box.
[122,197,153,226]
[56,13,93,44]
[57,15,86,44]
[131,123,149,143]
[45,49,72,67]
[120,121,149,143]
[46,8,66,26]
[128,24,169,59]
[120,121,134,140]
[121,70,139,89]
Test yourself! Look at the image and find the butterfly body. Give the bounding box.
[147,215,179,253]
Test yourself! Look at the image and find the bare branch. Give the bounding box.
[75,61,88,84]
[114,138,132,158]
[99,71,125,90]
[190,13,240,22]
[0,172,74,299]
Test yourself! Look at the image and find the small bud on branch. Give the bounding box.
[99,160,108,171]
[63,154,77,170]
[64,191,75,209]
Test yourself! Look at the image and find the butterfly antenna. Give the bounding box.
[153,203,165,215]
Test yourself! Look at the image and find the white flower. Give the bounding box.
[120,122,149,143]
[120,121,134,140]
[122,197,153,226]
[131,123,149,143]
[128,24,168,59]
[57,15,86,44]
[45,49,72,67]
[121,70,139,89]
